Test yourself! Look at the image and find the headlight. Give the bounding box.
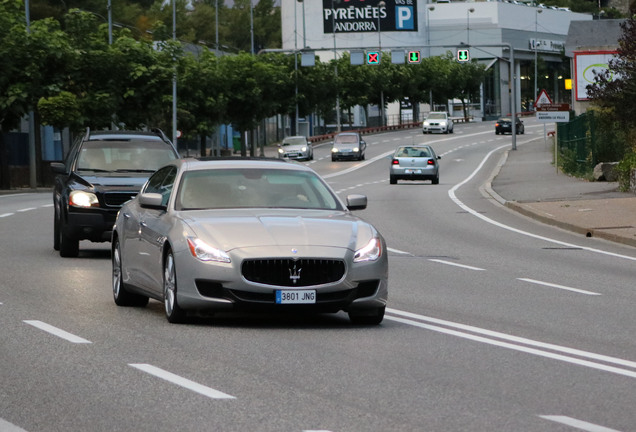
[353,147,360,152]
[301,146,307,152]
[354,237,382,263]
[331,147,339,153]
[69,190,99,208]
[187,237,231,263]
[423,121,430,127]
[278,148,284,154]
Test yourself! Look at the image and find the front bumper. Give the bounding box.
[173,245,389,314]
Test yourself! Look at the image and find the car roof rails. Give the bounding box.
[150,128,173,145]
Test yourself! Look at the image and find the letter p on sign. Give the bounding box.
[396,6,414,30]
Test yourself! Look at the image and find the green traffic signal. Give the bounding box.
[407,50,421,64]
[457,49,470,62]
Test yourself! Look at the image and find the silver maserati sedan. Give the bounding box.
[111,158,388,324]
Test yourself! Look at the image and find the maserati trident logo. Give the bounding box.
[289,264,302,285]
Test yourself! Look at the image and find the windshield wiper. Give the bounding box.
[112,169,156,173]
[77,168,112,173]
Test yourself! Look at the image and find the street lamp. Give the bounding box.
[534,9,543,109]
[378,1,385,127]
[467,7,474,46]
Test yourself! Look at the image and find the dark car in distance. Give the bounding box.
[51,129,179,257]
[495,117,525,135]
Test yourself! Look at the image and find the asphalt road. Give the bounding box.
[2,118,636,432]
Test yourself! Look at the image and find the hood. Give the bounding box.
[182,210,375,253]
[73,171,151,189]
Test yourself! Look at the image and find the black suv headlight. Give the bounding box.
[69,190,99,208]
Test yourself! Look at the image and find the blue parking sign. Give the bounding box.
[395,6,414,30]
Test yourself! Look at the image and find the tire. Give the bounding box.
[495,130,499,135]
[164,251,186,323]
[390,176,397,185]
[112,238,149,307]
[53,207,60,251]
[432,174,439,185]
[349,306,385,325]
[58,218,79,258]
[331,156,337,162]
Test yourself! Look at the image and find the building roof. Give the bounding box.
[565,19,626,56]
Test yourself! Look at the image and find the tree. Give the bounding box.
[586,6,636,135]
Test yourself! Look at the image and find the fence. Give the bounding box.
[557,111,596,169]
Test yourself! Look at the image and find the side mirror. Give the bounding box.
[346,194,367,211]
[139,193,166,210]
[50,162,67,175]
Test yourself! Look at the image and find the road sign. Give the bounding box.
[536,111,570,122]
[391,50,405,64]
[366,51,381,65]
[534,89,552,108]
[407,50,421,64]
[457,49,470,62]
[537,103,570,112]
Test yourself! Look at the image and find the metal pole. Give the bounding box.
[107,0,112,45]
[294,0,299,136]
[26,0,37,189]
[378,1,385,127]
[215,0,219,50]
[172,0,178,153]
[534,9,542,107]
[332,0,341,132]
[250,1,254,55]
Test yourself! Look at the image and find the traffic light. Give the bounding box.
[407,50,421,64]
[366,51,381,65]
[457,49,470,62]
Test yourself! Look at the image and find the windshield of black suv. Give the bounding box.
[76,140,178,172]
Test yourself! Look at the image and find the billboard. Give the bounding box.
[323,0,418,34]
[573,51,618,101]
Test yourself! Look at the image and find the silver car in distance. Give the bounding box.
[112,158,388,324]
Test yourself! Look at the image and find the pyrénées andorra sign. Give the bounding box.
[323,0,418,33]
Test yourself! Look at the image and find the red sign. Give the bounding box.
[537,104,570,112]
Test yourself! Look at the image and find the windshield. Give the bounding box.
[427,113,446,120]
[282,137,306,146]
[334,134,359,144]
[177,168,343,211]
[77,140,177,172]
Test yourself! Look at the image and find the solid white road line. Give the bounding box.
[518,278,601,296]
[428,259,485,271]
[0,418,29,432]
[448,144,636,262]
[129,363,235,400]
[539,415,622,432]
[385,308,636,377]
[23,320,91,344]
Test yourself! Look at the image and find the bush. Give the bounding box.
[615,152,636,191]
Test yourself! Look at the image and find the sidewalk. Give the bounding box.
[488,138,636,248]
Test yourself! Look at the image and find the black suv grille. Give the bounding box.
[242,258,346,287]
[103,192,137,207]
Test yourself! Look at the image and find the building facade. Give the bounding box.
[281,0,592,122]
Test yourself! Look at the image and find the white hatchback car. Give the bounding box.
[422,112,454,134]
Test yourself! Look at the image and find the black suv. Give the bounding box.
[51,129,179,257]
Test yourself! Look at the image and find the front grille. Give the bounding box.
[103,192,137,207]
[242,258,345,287]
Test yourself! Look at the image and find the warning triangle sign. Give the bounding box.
[534,89,552,108]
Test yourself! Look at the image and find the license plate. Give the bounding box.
[405,169,422,174]
[276,290,316,304]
